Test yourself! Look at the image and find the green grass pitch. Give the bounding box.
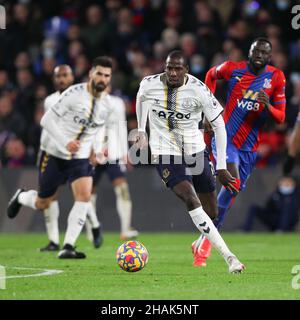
[0,232,299,300]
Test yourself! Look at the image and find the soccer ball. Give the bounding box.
[116,240,149,272]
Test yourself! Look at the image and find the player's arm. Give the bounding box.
[91,125,108,165]
[135,82,149,149]
[205,61,233,94]
[201,87,239,193]
[41,90,80,154]
[110,99,128,160]
[258,71,286,124]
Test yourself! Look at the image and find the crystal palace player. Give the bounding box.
[7,57,114,259]
[193,38,286,266]
[136,50,245,273]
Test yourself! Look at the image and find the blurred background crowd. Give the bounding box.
[0,0,300,168]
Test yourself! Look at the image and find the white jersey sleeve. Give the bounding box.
[197,84,227,170]
[43,91,60,112]
[106,95,128,161]
[40,83,112,160]
[51,88,73,117]
[198,84,223,123]
[136,80,149,133]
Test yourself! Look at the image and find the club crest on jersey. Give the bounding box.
[181,98,197,109]
[162,168,170,179]
[263,78,272,89]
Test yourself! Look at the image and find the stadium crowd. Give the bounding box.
[0,0,299,168]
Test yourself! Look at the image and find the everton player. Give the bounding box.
[136,50,245,273]
[7,57,115,259]
[193,38,286,266]
[39,65,102,252]
[87,89,138,241]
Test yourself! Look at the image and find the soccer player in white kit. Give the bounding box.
[88,91,138,241]
[39,65,102,252]
[135,51,245,273]
[7,56,114,259]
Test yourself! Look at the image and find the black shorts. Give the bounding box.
[155,150,216,193]
[93,162,126,186]
[38,151,94,198]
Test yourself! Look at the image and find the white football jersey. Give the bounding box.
[40,83,114,160]
[105,95,128,161]
[40,91,61,153]
[136,73,223,155]
[44,91,61,111]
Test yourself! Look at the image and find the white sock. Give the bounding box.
[63,201,89,247]
[87,195,100,228]
[114,183,132,233]
[189,207,233,261]
[18,190,37,210]
[43,200,59,245]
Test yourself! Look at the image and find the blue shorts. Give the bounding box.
[155,150,216,193]
[211,138,257,191]
[93,162,126,186]
[38,151,94,198]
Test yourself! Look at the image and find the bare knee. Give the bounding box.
[36,198,52,210]
[74,192,91,202]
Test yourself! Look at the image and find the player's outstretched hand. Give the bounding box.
[217,169,240,195]
[257,90,270,107]
[135,131,148,150]
[67,140,80,154]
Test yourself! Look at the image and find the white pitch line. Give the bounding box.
[0,267,63,279]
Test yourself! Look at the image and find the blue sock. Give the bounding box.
[214,187,237,229]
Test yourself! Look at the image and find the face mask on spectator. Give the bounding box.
[279,185,295,195]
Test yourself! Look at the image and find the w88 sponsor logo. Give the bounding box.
[237,99,260,111]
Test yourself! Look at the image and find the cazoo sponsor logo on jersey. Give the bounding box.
[237,90,260,112]
[73,116,99,128]
[152,109,191,120]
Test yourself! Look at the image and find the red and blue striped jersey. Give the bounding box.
[213,61,286,151]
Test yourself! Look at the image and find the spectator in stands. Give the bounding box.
[243,176,300,232]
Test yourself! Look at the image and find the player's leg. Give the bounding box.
[156,154,244,272]
[108,163,138,240]
[209,139,241,230]
[213,162,240,229]
[192,150,218,266]
[192,149,240,265]
[172,180,244,272]
[59,159,93,259]
[40,192,60,252]
[7,152,62,250]
[85,164,103,248]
